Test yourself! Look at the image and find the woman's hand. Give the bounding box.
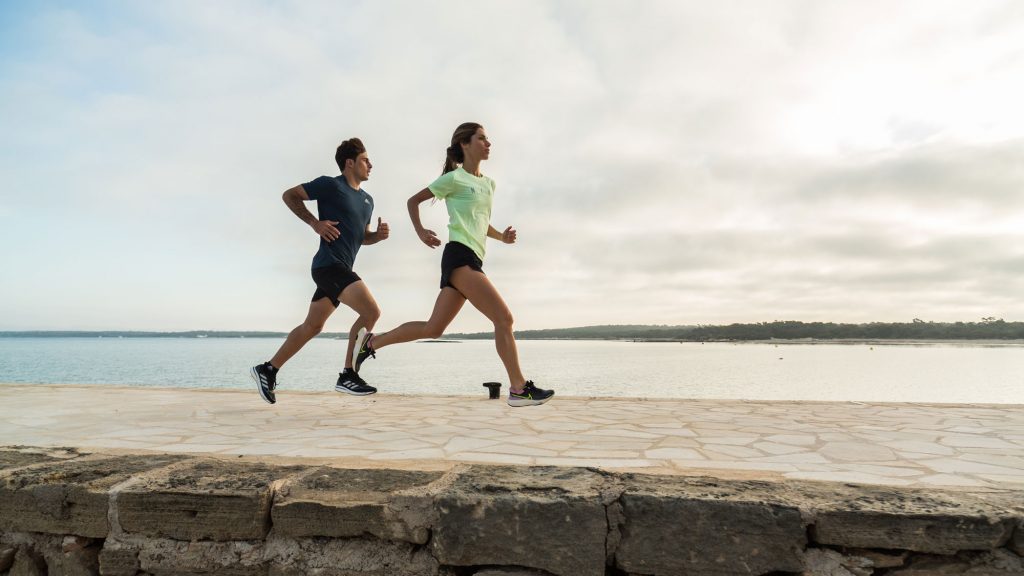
[417,227,441,248]
[501,225,517,244]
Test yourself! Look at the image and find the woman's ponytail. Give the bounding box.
[441,122,482,175]
[442,145,460,175]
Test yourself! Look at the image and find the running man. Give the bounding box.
[250,138,388,404]
[351,123,553,407]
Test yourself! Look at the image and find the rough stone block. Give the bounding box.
[885,549,1024,575]
[471,565,552,569]
[809,484,1017,554]
[0,545,16,572]
[0,454,186,537]
[272,466,443,544]
[1009,520,1024,556]
[10,547,47,576]
[432,465,608,576]
[0,448,72,473]
[266,536,438,576]
[99,540,140,576]
[118,459,306,541]
[801,548,872,576]
[615,475,806,576]
[136,538,267,576]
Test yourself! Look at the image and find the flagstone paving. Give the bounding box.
[2,384,1023,489]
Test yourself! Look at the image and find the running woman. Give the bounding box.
[250,138,388,404]
[351,123,553,407]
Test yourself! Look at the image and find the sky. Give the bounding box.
[1,0,1023,333]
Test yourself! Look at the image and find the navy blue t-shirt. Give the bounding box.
[302,175,374,270]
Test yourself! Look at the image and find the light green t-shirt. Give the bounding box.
[428,167,496,260]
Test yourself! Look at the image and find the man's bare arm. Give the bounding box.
[282,185,340,242]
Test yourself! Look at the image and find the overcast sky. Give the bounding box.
[2,1,1023,333]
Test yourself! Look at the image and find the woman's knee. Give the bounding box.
[364,305,381,324]
[423,324,446,339]
[493,310,514,332]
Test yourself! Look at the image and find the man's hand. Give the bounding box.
[501,225,517,244]
[417,227,441,248]
[311,220,340,242]
[376,217,390,241]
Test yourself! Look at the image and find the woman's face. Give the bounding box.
[462,127,491,161]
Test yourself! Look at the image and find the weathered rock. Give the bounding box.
[471,565,552,569]
[136,538,267,576]
[0,531,100,576]
[886,549,1024,575]
[0,454,185,538]
[0,448,70,473]
[272,466,442,544]
[615,475,806,576]
[0,544,17,571]
[432,465,608,576]
[118,459,305,541]
[10,547,47,576]
[847,548,907,569]
[809,483,1017,554]
[266,536,438,576]
[800,548,870,576]
[1010,520,1024,556]
[98,539,140,576]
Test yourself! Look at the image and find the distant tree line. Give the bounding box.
[4,319,1022,341]
[448,319,1024,341]
[683,319,1023,341]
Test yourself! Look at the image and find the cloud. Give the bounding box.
[1,1,1023,330]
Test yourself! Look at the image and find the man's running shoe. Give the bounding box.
[250,362,277,404]
[336,369,377,396]
[353,328,376,372]
[507,381,554,407]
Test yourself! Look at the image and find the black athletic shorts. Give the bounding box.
[311,265,361,308]
[440,241,484,290]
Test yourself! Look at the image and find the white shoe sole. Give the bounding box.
[334,385,376,396]
[507,394,554,407]
[250,367,275,404]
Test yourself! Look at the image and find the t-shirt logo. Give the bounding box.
[364,199,370,204]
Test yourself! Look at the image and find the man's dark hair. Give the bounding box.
[335,138,366,172]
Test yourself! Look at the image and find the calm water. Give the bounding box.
[0,337,1022,404]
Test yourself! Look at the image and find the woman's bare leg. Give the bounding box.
[448,267,527,391]
[371,287,465,349]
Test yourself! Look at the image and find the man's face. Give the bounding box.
[350,152,372,181]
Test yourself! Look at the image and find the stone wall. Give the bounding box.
[0,447,1022,576]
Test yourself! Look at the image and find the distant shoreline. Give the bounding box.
[2,331,1023,347]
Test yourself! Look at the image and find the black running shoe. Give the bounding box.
[353,328,376,372]
[335,369,377,396]
[250,362,277,404]
[507,381,554,407]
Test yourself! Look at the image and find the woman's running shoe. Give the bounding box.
[507,381,554,407]
[353,328,376,372]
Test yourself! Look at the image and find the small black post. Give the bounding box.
[483,382,502,399]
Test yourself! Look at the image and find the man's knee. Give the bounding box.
[424,324,445,339]
[303,319,326,336]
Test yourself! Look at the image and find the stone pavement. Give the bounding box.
[2,384,1023,489]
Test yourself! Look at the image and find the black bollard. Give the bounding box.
[483,382,502,400]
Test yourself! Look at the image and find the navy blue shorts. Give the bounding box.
[311,265,361,308]
[440,242,483,291]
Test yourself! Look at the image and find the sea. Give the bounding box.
[1,337,1022,404]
